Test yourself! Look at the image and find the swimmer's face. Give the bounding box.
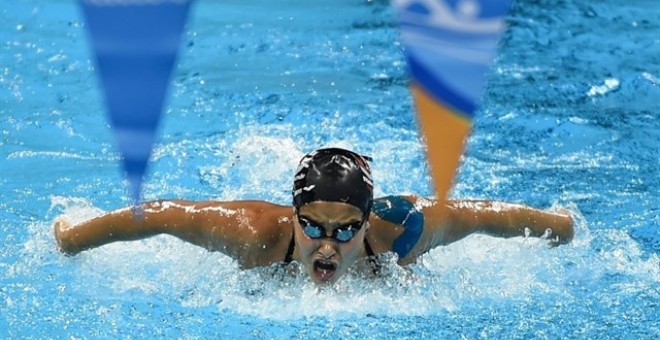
[294,201,367,284]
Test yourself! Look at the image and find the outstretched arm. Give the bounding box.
[394,198,574,263]
[54,200,294,268]
[424,200,574,247]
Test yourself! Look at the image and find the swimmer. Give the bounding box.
[54,147,574,284]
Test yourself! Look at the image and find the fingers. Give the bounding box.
[54,217,70,228]
[54,217,71,237]
[550,208,575,244]
[53,218,74,255]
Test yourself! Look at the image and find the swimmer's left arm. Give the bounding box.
[418,199,574,250]
[393,198,574,263]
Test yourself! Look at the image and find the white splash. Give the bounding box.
[414,196,437,210]
[587,78,620,97]
[142,200,239,217]
[10,196,658,324]
[8,150,97,160]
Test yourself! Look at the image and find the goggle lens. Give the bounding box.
[298,218,363,243]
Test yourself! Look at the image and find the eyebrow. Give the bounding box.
[298,216,362,228]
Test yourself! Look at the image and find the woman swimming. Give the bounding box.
[54,147,574,284]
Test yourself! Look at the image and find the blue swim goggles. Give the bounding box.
[297,217,365,243]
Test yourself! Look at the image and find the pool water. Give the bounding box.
[1,0,658,338]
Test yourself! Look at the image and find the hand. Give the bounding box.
[548,208,575,246]
[53,218,75,255]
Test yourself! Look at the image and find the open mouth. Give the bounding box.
[313,259,337,282]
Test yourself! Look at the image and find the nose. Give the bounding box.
[317,242,337,259]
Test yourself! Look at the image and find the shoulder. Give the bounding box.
[367,195,425,259]
[185,200,294,242]
[227,200,294,234]
[203,200,294,268]
[372,195,422,223]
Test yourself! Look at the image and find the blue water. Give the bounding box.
[2,0,659,338]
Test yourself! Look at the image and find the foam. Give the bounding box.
[17,128,657,322]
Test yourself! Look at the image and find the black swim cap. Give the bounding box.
[292,148,373,216]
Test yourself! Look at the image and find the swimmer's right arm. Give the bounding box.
[54,200,294,268]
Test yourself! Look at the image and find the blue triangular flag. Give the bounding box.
[80,0,192,205]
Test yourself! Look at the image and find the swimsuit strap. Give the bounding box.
[284,232,295,264]
[364,238,381,275]
[364,238,375,257]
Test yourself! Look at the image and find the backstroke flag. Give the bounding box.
[79,0,192,205]
[393,0,511,202]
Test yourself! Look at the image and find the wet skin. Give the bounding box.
[53,196,575,285]
[294,201,368,284]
